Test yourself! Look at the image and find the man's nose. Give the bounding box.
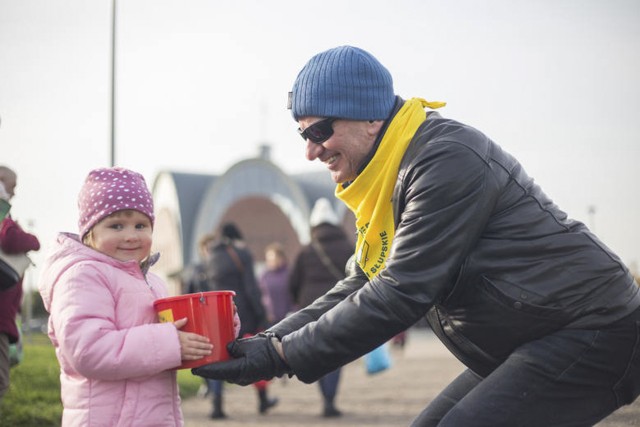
[305,140,324,161]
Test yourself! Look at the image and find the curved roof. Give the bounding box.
[152,171,216,263]
[151,155,344,285]
[191,157,335,263]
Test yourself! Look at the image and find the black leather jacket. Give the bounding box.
[272,105,640,382]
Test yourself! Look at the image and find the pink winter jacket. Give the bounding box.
[38,233,184,427]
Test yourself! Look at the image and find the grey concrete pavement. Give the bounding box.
[181,328,640,426]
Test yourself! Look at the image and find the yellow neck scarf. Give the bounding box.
[336,98,445,279]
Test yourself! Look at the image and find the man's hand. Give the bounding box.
[192,333,290,386]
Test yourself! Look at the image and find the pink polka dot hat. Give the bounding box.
[77,167,155,238]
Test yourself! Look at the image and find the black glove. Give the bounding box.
[192,332,291,386]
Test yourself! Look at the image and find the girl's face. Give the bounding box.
[86,210,153,263]
[265,249,285,270]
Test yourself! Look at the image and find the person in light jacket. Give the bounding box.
[38,167,213,427]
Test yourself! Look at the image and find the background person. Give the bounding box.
[184,232,243,409]
[0,166,40,404]
[288,197,353,417]
[259,241,294,327]
[184,232,217,295]
[198,222,278,419]
[194,46,640,426]
[183,232,220,403]
[38,167,212,426]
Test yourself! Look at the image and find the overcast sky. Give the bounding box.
[1,0,639,289]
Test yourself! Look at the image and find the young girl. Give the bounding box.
[38,167,213,426]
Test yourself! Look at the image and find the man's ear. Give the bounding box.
[367,120,384,136]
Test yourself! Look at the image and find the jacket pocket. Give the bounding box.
[440,276,573,362]
[427,305,500,377]
[613,320,640,406]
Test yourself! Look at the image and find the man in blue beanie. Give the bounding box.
[194,45,640,426]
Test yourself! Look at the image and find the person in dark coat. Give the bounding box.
[288,198,353,417]
[194,223,277,419]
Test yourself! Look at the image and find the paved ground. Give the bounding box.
[182,328,640,426]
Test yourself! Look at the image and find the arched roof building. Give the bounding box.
[150,150,355,295]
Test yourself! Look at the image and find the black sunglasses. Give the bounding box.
[298,118,337,144]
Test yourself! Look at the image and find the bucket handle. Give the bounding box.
[199,292,206,304]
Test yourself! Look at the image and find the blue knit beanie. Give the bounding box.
[289,46,395,121]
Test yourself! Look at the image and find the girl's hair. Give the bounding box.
[82,229,94,246]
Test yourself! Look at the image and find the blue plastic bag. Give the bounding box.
[365,343,392,375]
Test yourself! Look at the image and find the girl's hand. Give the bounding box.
[173,318,213,361]
[233,305,241,338]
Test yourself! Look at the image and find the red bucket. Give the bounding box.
[153,291,236,369]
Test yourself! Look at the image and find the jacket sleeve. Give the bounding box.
[51,263,182,380]
[282,138,500,383]
[0,217,40,254]
[270,256,368,337]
